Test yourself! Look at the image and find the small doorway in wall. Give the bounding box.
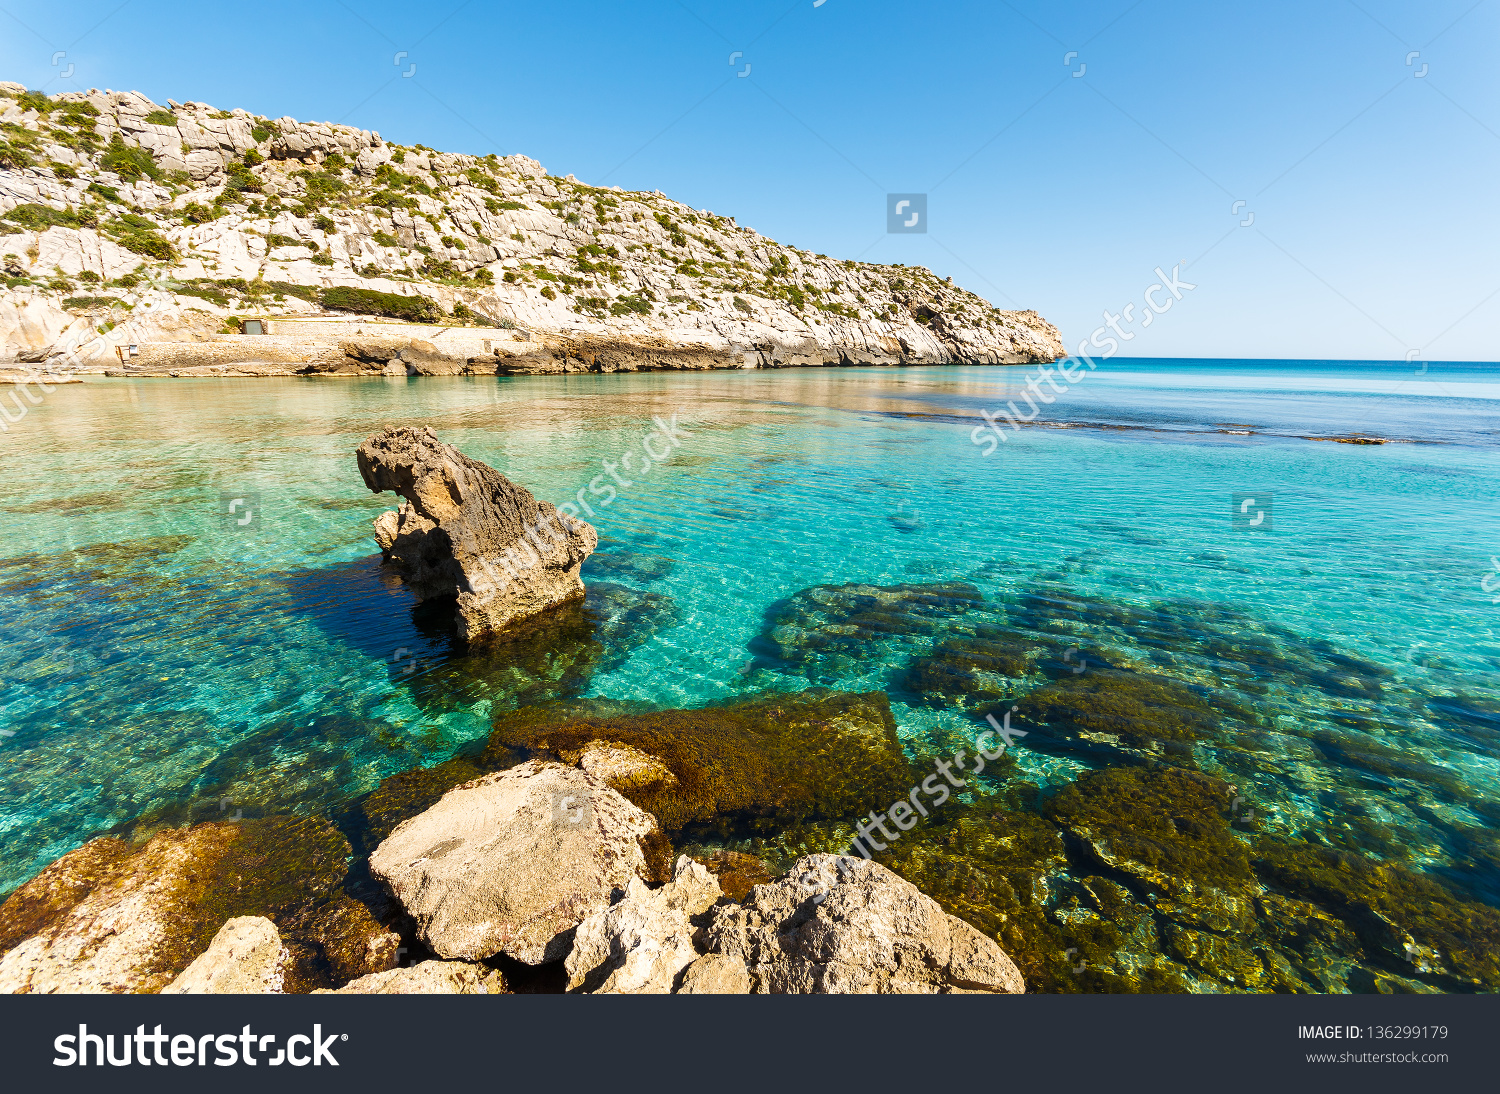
[242,320,265,335]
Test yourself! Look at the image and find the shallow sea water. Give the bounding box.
[1,358,1497,990]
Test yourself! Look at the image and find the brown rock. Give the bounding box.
[356,426,598,640]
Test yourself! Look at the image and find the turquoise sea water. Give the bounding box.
[1,358,1497,927]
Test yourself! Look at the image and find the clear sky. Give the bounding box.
[3,0,1497,360]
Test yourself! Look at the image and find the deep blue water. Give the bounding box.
[1,358,1497,900]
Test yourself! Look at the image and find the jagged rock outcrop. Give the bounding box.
[368,760,664,964]
[0,84,1063,373]
[700,854,1025,994]
[357,425,598,640]
[565,855,722,993]
[318,961,505,994]
[161,916,287,994]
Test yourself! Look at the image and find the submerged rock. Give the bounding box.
[162,916,287,994]
[357,426,598,641]
[700,854,1024,994]
[489,689,915,832]
[368,760,666,964]
[752,580,986,680]
[565,855,723,993]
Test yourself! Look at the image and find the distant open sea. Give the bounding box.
[1,358,1496,942]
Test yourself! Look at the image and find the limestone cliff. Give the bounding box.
[0,82,1063,374]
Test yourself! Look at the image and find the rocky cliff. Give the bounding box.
[0,82,1063,375]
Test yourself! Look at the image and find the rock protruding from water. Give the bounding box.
[356,426,598,640]
[565,855,722,993]
[162,916,287,994]
[368,760,665,965]
[701,854,1025,994]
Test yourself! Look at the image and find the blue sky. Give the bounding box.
[3,0,1497,360]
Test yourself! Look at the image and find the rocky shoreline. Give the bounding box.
[0,83,1064,377]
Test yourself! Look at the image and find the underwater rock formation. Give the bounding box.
[489,689,916,832]
[368,760,665,964]
[357,426,598,641]
[752,580,986,680]
[700,854,1024,994]
[162,916,287,994]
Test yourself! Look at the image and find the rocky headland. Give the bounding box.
[0,82,1063,377]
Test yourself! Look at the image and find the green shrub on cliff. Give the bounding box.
[107,213,177,262]
[319,285,441,322]
[143,109,178,127]
[100,136,160,182]
[1,203,80,230]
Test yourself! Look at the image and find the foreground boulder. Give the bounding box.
[701,854,1025,993]
[0,817,347,994]
[369,760,666,964]
[162,916,286,994]
[357,426,598,640]
[318,961,505,994]
[566,855,722,993]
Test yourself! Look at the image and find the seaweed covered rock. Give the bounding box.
[490,689,915,832]
[357,426,598,641]
[565,855,723,993]
[700,854,1024,994]
[305,896,402,984]
[902,625,1042,709]
[368,760,665,964]
[162,916,287,994]
[1253,836,1500,991]
[752,581,986,679]
[0,816,348,994]
[1013,669,1246,763]
[1046,765,1255,932]
[563,740,678,794]
[319,960,505,994]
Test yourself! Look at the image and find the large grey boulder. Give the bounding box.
[565,855,721,993]
[161,916,286,994]
[357,426,598,641]
[701,854,1025,994]
[369,760,662,964]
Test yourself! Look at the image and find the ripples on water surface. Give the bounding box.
[1,359,1497,992]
